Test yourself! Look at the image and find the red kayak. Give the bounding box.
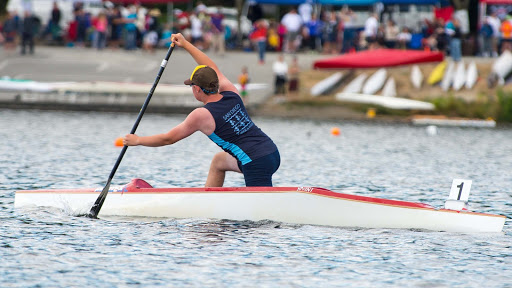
[313,49,444,69]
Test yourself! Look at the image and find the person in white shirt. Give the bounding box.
[281,8,303,53]
[397,27,412,49]
[298,0,313,25]
[364,13,379,49]
[487,12,501,57]
[384,19,399,48]
[190,12,204,49]
[272,54,288,95]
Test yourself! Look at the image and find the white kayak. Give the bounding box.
[0,78,267,95]
[14,179,506,233]
[381,77,397,97]
[410,65,423,89]
[0,78,68,92]
[342,73,368,93]
[362,68,387,95]
[310,72,344,97]
[336,92,435,110]
[412,115,496,128]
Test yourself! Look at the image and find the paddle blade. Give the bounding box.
[87,179,112,218]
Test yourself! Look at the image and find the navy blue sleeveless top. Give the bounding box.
[204,91,278,165]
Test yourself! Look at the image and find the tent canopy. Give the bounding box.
[251,0,310,4]
[253,0,439,4]
[106,0,189,4]
[253,0,376,4]
[479,0,512,3]
[380,0,439,3]
[316,0,377,5]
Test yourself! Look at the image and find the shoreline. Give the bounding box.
[0,96,471,127]
[2,98,508,131]
[1,46,510,125]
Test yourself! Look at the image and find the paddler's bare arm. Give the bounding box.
[171,33,238,94]
[123,108,215,147]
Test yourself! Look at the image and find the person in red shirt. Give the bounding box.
[250,20,268,64]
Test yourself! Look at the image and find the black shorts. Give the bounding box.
[237,150,280,187]
[192,36,204,44]
[366,36,376,44]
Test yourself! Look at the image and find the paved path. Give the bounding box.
[0,46,326,105]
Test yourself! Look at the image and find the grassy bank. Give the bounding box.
[430,90,512,122]
[294,63,512,123]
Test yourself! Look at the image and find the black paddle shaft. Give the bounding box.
[88,44,175,218]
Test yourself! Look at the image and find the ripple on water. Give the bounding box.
[2,110,512,287]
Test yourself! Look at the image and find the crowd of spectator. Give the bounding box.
[0,1,243,54]
[2,1,512,61]
[247,4,512,61]
[1,9,40,54]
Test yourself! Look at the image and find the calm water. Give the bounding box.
[1,109,512,287]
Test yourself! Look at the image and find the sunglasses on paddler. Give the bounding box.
[189,84,215,94]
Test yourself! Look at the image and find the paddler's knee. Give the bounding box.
[210,152,229,170]
[210,152,239,172]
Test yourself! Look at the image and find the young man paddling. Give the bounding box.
[123,33,280,187]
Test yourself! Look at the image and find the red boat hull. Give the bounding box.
[313,49,444,69]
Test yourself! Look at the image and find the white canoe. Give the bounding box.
[465,61,478,89]
[310,72,344,97]
[55,81,190,95]
[381,77,397,97]
[343,73,368,93]
[441,61,455,91]
[14,179,506,233]
[362,68,387,95]
[0,79,267,95]
[452,61,466,91]
[492,50,512,79]
[412,115,496,128]
[336,92,435,110]
[0,78,65,92]
[410,65,423,89]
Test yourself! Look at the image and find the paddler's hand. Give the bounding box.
[123,134,140,146]
[170,33,188,48]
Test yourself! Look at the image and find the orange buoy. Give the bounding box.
[114,137,124,147]
[367,108,376,119]
[331,127,341,136]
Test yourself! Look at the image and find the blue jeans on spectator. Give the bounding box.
[125,30,137,50]
[93,31,106,50]
[257,40,266,63]
[450,38,461,61]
